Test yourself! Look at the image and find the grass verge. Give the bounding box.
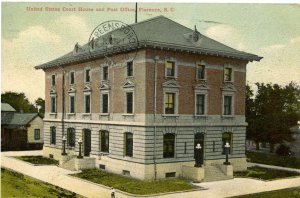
[15,155,59,165]
[231,187,300,198]
[73,169,196,195]
[234,166,300,180]
[1,168,82,198]
[247,151,300,169]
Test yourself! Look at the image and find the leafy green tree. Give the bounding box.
[246,82,300,152]
[1,92,37,113]
[35,97,45,114]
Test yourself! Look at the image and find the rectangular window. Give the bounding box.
[34,129,40,140]
[224,96,232,115]
[103,66,108,80]
[50,127,56,145]
[196,94,205,115]
[224,67,232,82]
[100,130,109,153]
[51,74,56,86]
[102,94,108,113]
[163,133,175,158]
[197,65,205,80]
[70,71,75,85]
[67,128,75,147]
[126,92,133,114]
[85,69,91,83]
[125,132,133,157]
[84,94,91,113]
[50,96,56,113]
[165,93,175,114]
[166,61,175,77]
[69,95,75,113]
[127,61,133,77]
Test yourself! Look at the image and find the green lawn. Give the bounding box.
[1,168,82,198]
[73,169,196,195]
[15,156,59,165]
[234,166,300,180]
[247,151,300,169]
[232,187,300,198]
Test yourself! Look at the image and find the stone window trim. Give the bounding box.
[100,64,109,82]
[68,93,76,114]
[222,93,235,117]
[162,80,180,116]
[84,67,91,83]
[164,58,178,79]
[50,94,57,114]
[194,87,209,117]
[100,91,109,115]
[196,60,207,81]
[223,64,234,83]
[51,74,56,87]
[126,60,134,78]
[83,92,91,114]
[123,91,134,115]
[69,70,75,85]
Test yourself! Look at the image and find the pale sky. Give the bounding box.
[2,3,300,102]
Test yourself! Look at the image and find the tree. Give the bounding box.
[35,97,45,114]
[246,82,300,152]
[1,92,37,113]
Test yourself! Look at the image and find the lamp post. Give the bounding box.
[223,142,231,165]
[62,135,67,155]
[77,138,83,159]
[194,143,202,167]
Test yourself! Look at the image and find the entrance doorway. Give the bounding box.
[83,129,91,156]
[194,133,204,165]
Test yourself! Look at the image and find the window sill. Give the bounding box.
[99,152,109,156]
[122,113,134,116]
[194,115,207,118]
[67,113,76,115]
[100,113,109,116]
[197,79,207,82]
[49,113,57,115]
[162,114,179,117]
[222,115,235,118]
[82,113,91,116]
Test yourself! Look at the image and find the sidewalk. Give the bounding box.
[1,151,300,198]
[248,162,300,173]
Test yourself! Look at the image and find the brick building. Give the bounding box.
[35,16,262,180]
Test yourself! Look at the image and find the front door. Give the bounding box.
[83,129,91,156]
[194,133,204,165]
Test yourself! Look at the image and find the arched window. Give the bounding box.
[163,133,175,158]
[67,128,76,147]
[124,132,133,157]
[100,130,109,153]
[222,132,233,154]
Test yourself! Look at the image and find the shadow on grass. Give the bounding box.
[15,156,59,165]
[234,166,300,180]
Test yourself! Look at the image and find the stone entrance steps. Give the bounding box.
[60,157,76,171]
[204,165,233,182]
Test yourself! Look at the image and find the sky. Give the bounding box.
[2,2,300,102]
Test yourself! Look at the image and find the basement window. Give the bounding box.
[99,164,106,170]
[122,170,130,176]
[165,172,176,178]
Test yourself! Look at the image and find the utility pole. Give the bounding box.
[135,2,137,23]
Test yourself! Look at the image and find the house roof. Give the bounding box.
[35,15,262,70]
[1,112,39,129]
[1,103,16,112]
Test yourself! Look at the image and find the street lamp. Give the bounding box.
[61,135,67,155]
[194,143,202,167]
[77,138,83,159]
[223,142,231,165]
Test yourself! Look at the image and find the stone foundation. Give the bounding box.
[182,165,205,182]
